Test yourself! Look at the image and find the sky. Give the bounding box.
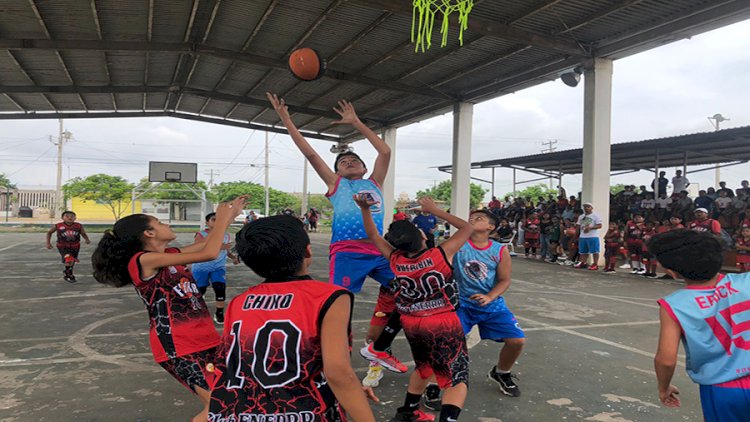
[2,19,750,202]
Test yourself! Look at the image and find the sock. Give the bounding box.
[373,312,401,352]
[399,392,421,413]
[496,368,510,374]
[439,405,461,422]
[216,308,224,316]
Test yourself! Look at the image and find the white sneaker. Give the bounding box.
[619,263,631,269]
[637,268,647,274]
[362,362,383,387]
[630,268,640,274]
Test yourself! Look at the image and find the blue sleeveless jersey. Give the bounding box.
[658,273,750,385]
[192,231,230,271]
[327,177,384,243]
[454,240,507,312]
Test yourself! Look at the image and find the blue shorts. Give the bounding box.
[578,237,600,254]
[457,304,525,341]
[700,381,750,422]
[192,267,226,288]
[330,252,394,293]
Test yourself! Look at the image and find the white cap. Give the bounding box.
[583,202,594,207]
[695,207,708,213]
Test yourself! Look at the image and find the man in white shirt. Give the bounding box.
[574,203,603,270]
[671,170,690,194]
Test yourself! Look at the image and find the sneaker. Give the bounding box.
[360,343,408,373]
[573,262,588,269]
[637,268,647,275]
[619,263,631,269]
[564,260,575,266]
[488,367,521,397]
[214,311,224,324]
[603,268,616,274]
[658,274,674,280]
[362,362,383,387]
[65,274,77,283]
[646,273,658,279]
[587,265,599,271]
[630,268,640,274]
[422,384,442,411]
[390,409,435,422]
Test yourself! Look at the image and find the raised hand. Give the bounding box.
[417,196,438,214]
[216,195,249,221]
[353,193,378,209]
[266,92,291,120]
[332,100,360,125]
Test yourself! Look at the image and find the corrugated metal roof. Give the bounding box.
[0,0,748,142]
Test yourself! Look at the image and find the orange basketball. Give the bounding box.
[288,48,326,81]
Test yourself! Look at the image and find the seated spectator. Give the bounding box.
[496,218,514,243]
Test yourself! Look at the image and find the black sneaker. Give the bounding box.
[488,367,521,397]
[658,274,674,280]
[422,383,442,411]
[64,274,77,283]
[214,311,224,324]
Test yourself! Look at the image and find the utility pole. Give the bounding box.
[541,139,558,189]
[204,169,219,189]
[708,114,729,188]
[264,131,270,217]
[301,158,309,217]
[54,119,72,218]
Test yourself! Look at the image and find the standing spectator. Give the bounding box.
[717,181,735,198]
[538,213,553,260]
[573,203,603,270]
[392,208,408,222]
[735,226,750,272]
[740,180,750,197]
[694,190,714,215]
[640,193,656,221]
[651,172,669,197]
[674,191,694,223]
[307,208,319,232]
[655,192,672,222]
[706,186,719,200]
[412,208,438,248]
[713,190,732,219]
[671,170,690,195]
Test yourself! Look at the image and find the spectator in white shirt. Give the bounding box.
[640,193,656,221]
[671,170,690,194]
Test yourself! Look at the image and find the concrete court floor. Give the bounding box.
[0,232,703,422]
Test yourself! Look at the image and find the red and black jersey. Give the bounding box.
[55,222,82,247]
[625,221,645,242]
[208,278,352,422]
[390,247,457,317]
[604,229,621,247]
[524,218,540,239]
[641,229,657,252]
[128,248,220,363]
[737,237,750,256]
[689,218,721,234]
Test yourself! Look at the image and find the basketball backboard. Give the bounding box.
[148,162,198,183]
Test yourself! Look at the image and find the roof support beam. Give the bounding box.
[507,0,566,25]
[0,39,453,100]
[354,0,588,57]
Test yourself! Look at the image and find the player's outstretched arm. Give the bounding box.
[45,225,55,249]
[79,225,91,244]
[654,306,681,408]
[354,194,394,258]
[267,93,338,189]
[321,294,377,422]
[139,197,246,273]
[332,100,390,186]
[420,197,472,261]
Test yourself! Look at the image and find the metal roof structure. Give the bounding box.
[1,0,749,142]
[437,126,750,177]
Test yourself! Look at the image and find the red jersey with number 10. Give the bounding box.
[209,278,352,422]
[390,247,457,317]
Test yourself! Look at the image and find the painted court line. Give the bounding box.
[0,289,130,304]
[522,320,658,332]
[513,278,659,309]
[0,241,31,252]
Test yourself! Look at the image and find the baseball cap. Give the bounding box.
[694,208,708,213]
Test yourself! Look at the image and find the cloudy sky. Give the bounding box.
[2,19,750,202]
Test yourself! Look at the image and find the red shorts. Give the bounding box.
[401,312,469,389]
[370,286,396,327]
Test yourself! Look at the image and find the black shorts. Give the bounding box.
[159,347,218,393]
[57,246,79,263]
[401,312,469,389]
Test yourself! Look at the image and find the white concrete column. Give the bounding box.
[382,127,397,229]
[451,102,473,219]
[582,58,613,264]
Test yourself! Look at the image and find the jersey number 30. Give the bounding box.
[226,320,303,389]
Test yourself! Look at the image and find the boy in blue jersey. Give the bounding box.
[649,230,750,422]
[267,93,404,385]
[454,209,526,397]
[192,212,239,324]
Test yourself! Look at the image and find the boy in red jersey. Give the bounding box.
[602,222,621,274]
[46,210,90,282]
[640,221,658,278]
[735,226,750,273]
[208,215,377,422]
[625,214,646,275]
[357,195,474,422]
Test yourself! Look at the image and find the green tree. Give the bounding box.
[610,184,626,195]
[63,174,135,220]
[291,193,333,216]
[211,181,297,214]
[416,180,487,209]
[505,184,558,202]
[137,177,210,201]
[0,173,16,189]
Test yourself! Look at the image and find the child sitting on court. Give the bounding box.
[650,229,750,422]
[192,212,240,324]
[454,209,526,397]
[92,196,246,422]
[207,215,376,422]
[46,210,90,282]
[356,195,474,422]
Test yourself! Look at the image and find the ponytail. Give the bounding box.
[92,214,153,287]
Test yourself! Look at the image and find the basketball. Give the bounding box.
[288,48,326,81]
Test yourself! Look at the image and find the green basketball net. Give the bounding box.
[412,0,474,52]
